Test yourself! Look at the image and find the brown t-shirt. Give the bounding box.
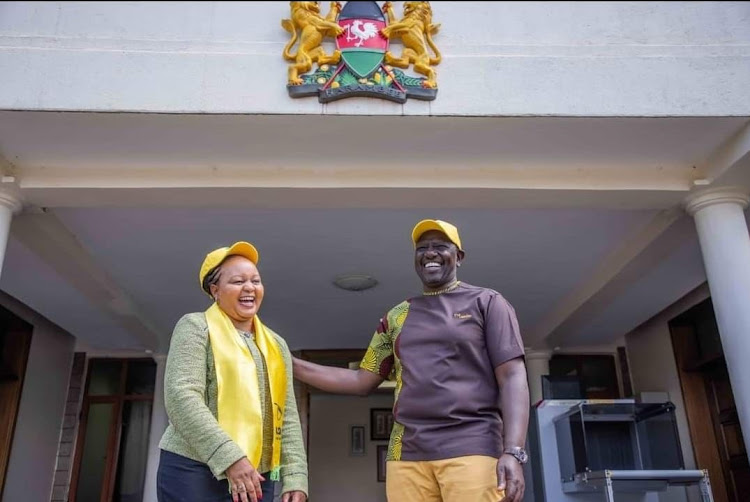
[360,282,525,461]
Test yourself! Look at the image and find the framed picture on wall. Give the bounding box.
[370,408,393,440]
[349,424,366,456]
[377,445,388,482]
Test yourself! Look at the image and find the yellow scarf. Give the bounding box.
[205,303,286,480]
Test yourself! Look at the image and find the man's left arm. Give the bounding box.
[494,357,529,502]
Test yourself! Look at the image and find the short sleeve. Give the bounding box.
[360,314,395,379]
[484,294,525,368]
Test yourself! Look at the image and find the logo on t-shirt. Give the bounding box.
[453,312,472,320]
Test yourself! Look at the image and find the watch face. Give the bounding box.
[506,447,528,463]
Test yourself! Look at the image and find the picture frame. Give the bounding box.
[349,424,366,456]
[370,408,394,440]
[377,445,388,482]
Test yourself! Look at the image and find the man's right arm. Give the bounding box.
[292,357,384,396]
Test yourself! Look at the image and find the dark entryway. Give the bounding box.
[671,298,749,502]
[0,306,33,499]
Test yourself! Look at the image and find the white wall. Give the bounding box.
[625,284,711,502]
[1,2,748,116]
[0,292,75,502]
[309,393,394,502]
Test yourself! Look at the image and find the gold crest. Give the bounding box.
[282,1,442,103]
[381,1,441,89]
[281,2,344,85]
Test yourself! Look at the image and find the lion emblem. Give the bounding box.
[282,2,345,85]
[381,1,442,89]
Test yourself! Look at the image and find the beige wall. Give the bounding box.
[309,393,394,502]
[1,292,75,502]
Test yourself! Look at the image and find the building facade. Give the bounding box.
[1,2,749,501]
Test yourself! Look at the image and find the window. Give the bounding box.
[549,354,620,399]
[70,358,156,502]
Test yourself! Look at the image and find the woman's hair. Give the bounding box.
[201,265,222,296]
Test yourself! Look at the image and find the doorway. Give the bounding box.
[670,298,750,502]
[69,358,156,502]
[0,306,33,499]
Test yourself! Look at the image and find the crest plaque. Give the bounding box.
[282,1,441,103]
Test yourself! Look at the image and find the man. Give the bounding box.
[293,219,529,502]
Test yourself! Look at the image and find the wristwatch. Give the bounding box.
[503,446,529,464]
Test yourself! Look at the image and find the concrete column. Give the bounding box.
[143,354,168,502]
[0,178,23,275]
[684,186,750,455]
[526,350,553,405]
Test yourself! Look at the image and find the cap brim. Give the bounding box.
[412,220,446,245]
[412,219,463,251]
[226,241,259,265]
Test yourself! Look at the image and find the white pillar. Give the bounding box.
[684,186,750,455]
[0,179,23,275]
[526,350,552,405]
[143,354,168,502]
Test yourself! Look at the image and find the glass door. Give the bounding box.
[69,359,155,502]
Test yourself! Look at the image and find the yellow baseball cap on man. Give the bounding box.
[198,241,259,291]
[411,219,463,251]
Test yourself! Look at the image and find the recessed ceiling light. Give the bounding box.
[333,274,378,292]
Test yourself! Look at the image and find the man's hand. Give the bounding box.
[281,490,307,502]
[497,454,525,502]
[494,358,529,501]
[292,356,383,396]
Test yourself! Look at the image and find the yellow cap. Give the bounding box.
[411,219,463,251]
[199,241,259,291]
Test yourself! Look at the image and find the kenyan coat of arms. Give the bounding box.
[282,1,441,103]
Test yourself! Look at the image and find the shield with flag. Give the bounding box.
[336,1,388,79]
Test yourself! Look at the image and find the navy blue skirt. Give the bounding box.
[157,449,276,501]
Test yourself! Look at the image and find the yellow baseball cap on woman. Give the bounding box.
[199,241,259,290]
[411,219,463,251]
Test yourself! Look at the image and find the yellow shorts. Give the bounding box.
[385,455,505,502]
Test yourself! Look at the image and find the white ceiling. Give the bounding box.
[0,204,707,353]
[0,112,748,354]
[3,237,144,349]
[546,215,706,346]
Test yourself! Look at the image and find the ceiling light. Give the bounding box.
[333,274,378,292]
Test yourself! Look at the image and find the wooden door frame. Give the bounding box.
[0,310,33,500]
[68,396,119,502]
[703,363,747,502]
[670,323,730,502]
[68,358,155,502]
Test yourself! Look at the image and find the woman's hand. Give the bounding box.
[226,457,265,502]
[281,490,307,502]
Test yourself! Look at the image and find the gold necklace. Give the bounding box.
[423,280,461,296]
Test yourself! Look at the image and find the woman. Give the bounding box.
[158,242,307,502]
